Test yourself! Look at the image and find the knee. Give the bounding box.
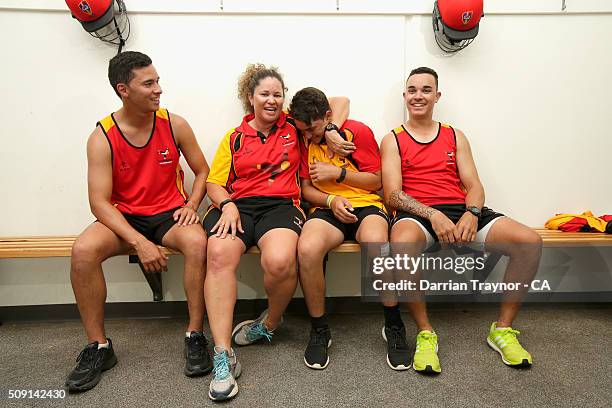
[207,241,239,275]
[71,238,103,267]
[297,240,326,270]
[263,254,296,282]
[182,233,207,263]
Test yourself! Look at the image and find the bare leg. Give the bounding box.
[485,217,543,327]
[205,236,245,350]
[258,229,300,330]
[390,220,431,331]
[70,222,130,343]
[297,219,344,318]
[162,223,208,333]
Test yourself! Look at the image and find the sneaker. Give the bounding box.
[208,346,242,401]
[232,309,279,346]
[487,322,532,367]
[381,325,411,371]
[413,330,441,375]
[304,327,332,370]
[65,338,118,393]
[184,331,213,377]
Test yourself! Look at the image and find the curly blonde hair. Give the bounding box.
[237,63,286,114]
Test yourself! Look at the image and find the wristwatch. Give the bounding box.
[466,206,481,218]
[325,123,339,133]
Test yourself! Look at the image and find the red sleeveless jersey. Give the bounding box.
[98,109,188,216]
[392,123,466,206]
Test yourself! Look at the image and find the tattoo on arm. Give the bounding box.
[389,191,436,219]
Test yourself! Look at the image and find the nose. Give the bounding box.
[154,83,162,95]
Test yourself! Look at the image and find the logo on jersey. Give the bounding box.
[120,161,130,172]
[445,150,456,165]
[293,216,304,230]
[78,1,93,16]
[157,148,172,165]
[462,11,473,25]
[257,151,290,183]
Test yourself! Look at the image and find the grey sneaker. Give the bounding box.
[232,309,280,346]
[208,346,242,401]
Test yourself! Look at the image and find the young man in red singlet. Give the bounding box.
[381,67,542,374]
[65,51,211,393]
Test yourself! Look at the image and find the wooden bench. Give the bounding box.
[2,230,611,301]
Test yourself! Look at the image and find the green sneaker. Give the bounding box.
[487,322,532,367]
[413,330,441,374]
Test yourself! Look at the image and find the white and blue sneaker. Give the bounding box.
[232,309,279,346]
[208,346,242,402]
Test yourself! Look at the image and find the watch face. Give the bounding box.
[325,123,338,132]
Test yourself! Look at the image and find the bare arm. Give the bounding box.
[301,178,357,223]
[454,128,484,208]
[171,113,210,210]
[325,96,356,157]
[308,162,381,191]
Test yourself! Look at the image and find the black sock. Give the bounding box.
[383,305,404,328]
[310,314,329,330]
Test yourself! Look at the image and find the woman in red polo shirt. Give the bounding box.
[202,64,351,401]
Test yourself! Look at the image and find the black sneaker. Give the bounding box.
[382,325,411,370]
[65,338,117,393]
[184,331,213,377]
[304,327,332,370]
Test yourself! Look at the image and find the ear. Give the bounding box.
[435,91,441,102]
[248,93,254,107]
[117,83,128,99]
[325,110,333,121]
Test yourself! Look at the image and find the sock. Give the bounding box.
[383,305,404,328]
[310,314,329,330]
[98,341,109,350]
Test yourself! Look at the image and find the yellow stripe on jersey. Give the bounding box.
[156,108,170,120]
[441,123,451,128]
[98,115,115,133]
[175,163,187,200]
[207,129,236,187]
[393,126,404,135]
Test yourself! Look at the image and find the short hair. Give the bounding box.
[407,66,439,90]
[289,87,330,126]
[108,51,153,97]
[237,63,286,114]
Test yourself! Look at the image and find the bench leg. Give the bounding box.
[129,255,164,302]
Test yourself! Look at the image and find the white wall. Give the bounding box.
[0,2,611,306]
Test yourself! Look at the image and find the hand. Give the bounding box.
[210,202,244,239]
[310,160,342,183]
[173,205,200,227]
[430,210,460,243]
[455,212,478,243]
[330,196,358,224]
[134,237,168,273]
[324,129,356,158]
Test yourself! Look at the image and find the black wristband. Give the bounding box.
[336,167,347,183]
[219,198,233,211]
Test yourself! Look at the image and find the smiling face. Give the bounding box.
[403,73,441,120]
[117,64,162,112]
[248,76,285,126]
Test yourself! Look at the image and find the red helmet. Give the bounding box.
[65,0,114,32]
[65,0,130,53]
[433,0,484,53]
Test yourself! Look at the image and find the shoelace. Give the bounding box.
[416,332,437,352]
[188,333,206,357]
[309,328,329,346]
[387,326,408,350]
[75,344,98,369]
[213,352,230,380]
[246,323,273,342]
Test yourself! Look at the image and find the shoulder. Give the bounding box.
[168,112,190,132]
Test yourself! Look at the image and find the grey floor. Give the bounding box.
[1,304,611,408]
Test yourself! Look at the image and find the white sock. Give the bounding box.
[186,331,193,338]
[98,341,109,349]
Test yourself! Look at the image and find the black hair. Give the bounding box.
[288,87,330,126]
[407,66,439,89]
[108,51,152,97]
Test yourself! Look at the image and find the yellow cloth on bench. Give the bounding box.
[545,211,608,232]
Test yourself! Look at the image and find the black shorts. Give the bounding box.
[121,207,180,245]
[308,205,389,241]
[203,196,306,249]
[392,204,504,244]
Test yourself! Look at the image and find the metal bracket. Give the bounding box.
[129,255,164,302]
[562,0,567,11]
